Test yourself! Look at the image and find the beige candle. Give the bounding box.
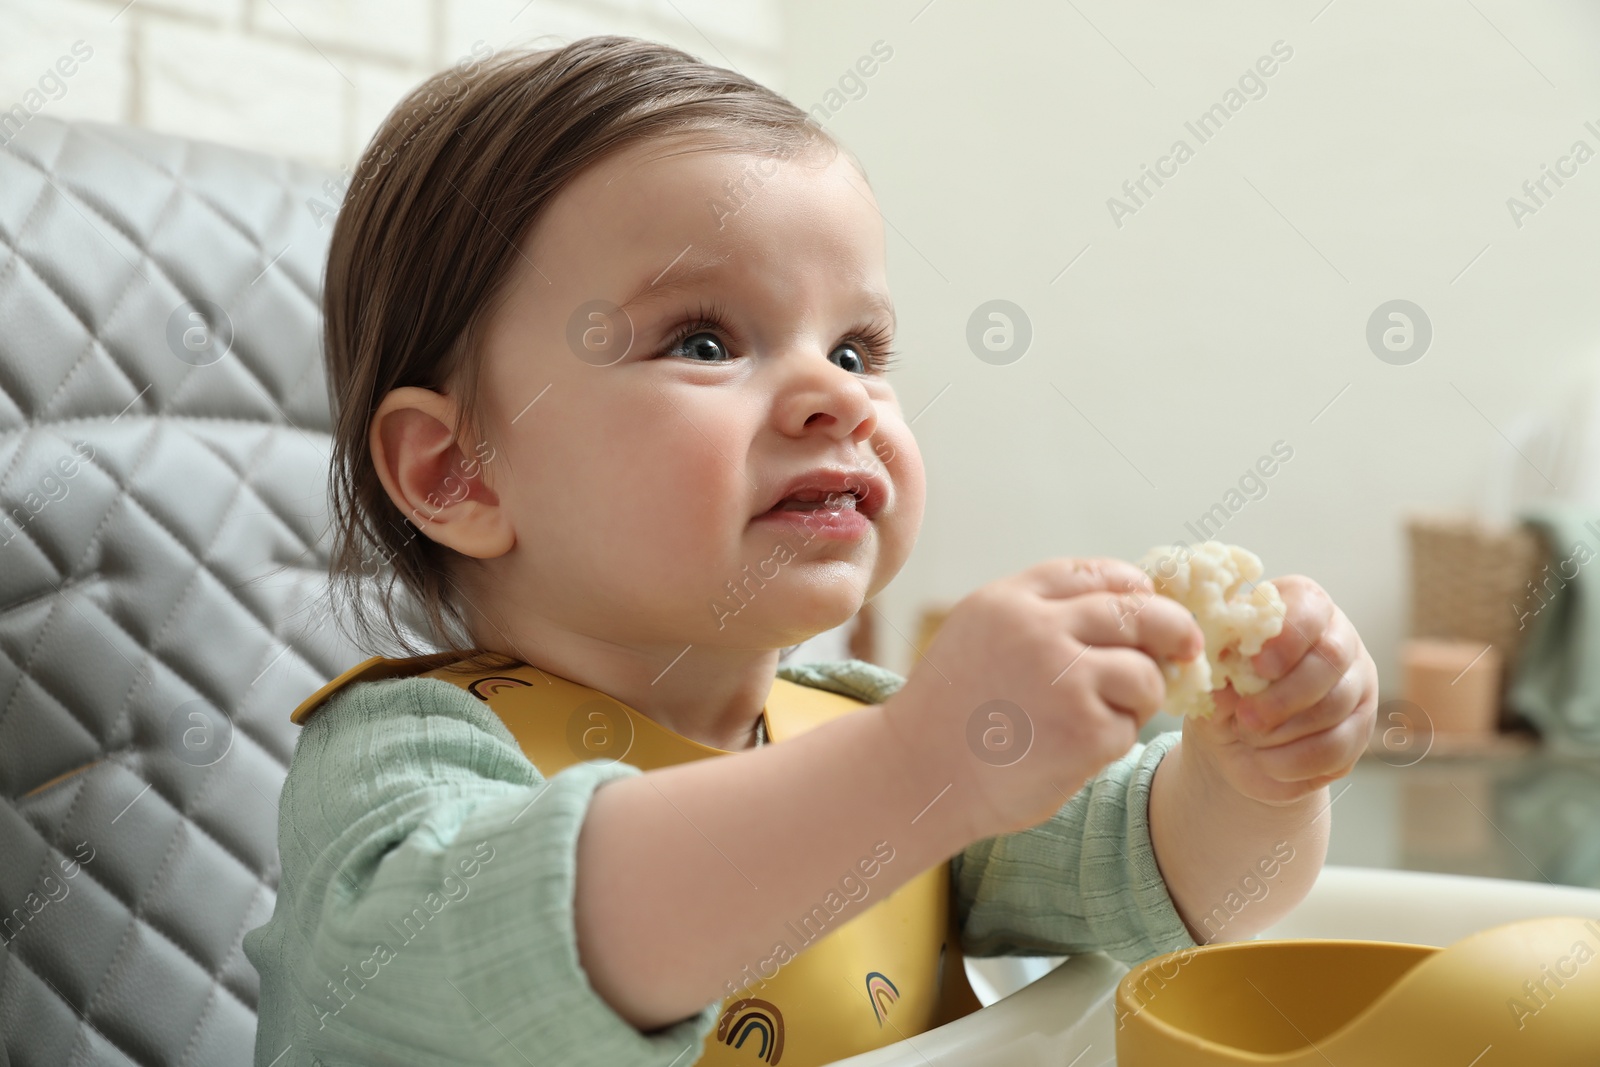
[1401,637,1502,735]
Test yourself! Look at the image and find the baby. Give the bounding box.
[242,36,1378,1067]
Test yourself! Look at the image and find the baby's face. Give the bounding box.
[467,136,924,651]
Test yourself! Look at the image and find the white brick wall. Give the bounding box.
[0,0,132,128]
[0,0,784,169]
[142,16,348,162]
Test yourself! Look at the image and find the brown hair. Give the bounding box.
[322,35,841,661]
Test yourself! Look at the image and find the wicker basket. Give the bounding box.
[1405,513,1548,697]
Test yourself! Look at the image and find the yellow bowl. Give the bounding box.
[1115,915,1600,1066]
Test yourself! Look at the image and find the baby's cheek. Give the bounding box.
[879,426,924,514]
[636,430,753,559]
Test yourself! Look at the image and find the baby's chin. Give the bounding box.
[703,575,866,648]
[700,524,902,640]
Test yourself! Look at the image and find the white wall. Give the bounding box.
[781,0,1600,693]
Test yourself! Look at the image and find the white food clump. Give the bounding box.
[1137,542,1285,719]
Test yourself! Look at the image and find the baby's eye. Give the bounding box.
[671,330,730,363]
[829,343,869,375]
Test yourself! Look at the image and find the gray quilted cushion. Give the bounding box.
[0,116,370,1065]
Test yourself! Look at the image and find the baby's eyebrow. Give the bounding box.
[860,290,897,332]
[622,253,728,310]
[620,255,898,331]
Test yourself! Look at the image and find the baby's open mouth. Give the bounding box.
[753,488,871,540]
[755,466,886,523]
[767,489,860,512]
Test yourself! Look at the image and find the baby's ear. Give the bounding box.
[368,386,513,559]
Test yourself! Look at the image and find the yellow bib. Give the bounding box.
[293,655,981,1066]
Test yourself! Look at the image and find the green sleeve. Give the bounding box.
[950,730,1197,963]
[242,676,719,1067]
[777,658,1197,965]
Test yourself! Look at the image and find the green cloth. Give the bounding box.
[243,659,1193,1066]
[1507,502,1600,750]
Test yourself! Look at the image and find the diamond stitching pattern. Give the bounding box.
[0,116,370,1066]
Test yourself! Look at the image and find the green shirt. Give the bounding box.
[242,658,1194,1066]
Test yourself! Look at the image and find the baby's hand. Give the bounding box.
[882,557,1204,838]
[1189,575,1378,805]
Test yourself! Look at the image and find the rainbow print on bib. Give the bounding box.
[865,972,900,1026]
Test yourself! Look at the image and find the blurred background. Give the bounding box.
[5,0,1599,890]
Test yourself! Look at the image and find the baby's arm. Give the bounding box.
[573,700,978,1030]
[1147,735,1328,943]
[1147,572,1378,943]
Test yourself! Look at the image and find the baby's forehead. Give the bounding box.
[610,130,844,175]
[570,139,852,222]
[524,137,885,296]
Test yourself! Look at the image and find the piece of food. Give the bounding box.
[1137,542,1286,719]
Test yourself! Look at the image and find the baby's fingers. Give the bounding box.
[1237,668,1361,747]
[1067,591,1204,664]
[1023,556,1154,600]
[1080,646,1168,727]
[1236,629,1351,732]
[1244,712,1369,784]
[1252,574,1334,680]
